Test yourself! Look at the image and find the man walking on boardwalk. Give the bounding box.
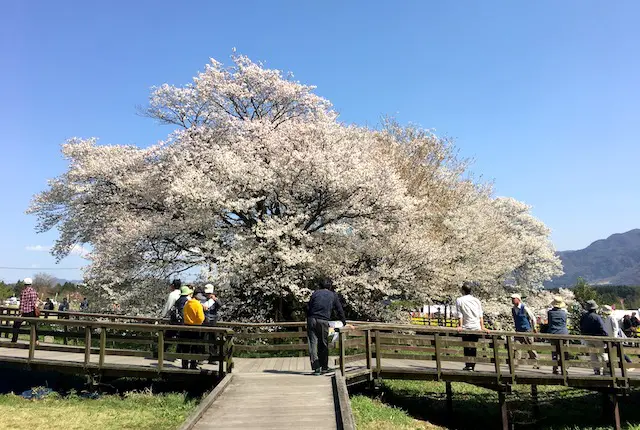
[511,293,540,369]
[456,281,489,371]
[306,277,347,375]
[12,278,39,343]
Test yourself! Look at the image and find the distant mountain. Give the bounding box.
[548,229,640,287]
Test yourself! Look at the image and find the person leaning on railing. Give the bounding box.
[579,300,608,375]
[178,286,205,370]
[546,296,569,375]
[202,284,222,364]
[510,293,540,369]
[455,281,490,372]
[11,278,39,344]
[601,305,633,365]
[161,279,182,353]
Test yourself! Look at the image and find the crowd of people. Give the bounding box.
[456,281,636,375]
[161,279,222,370]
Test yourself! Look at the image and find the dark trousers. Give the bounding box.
[307,317,329,370]
[164,329,177,353]
[12,311,37,343]
[462,334,479,369]
[551,339,569,365]
[204,320,219,362]
[177,330,204,369]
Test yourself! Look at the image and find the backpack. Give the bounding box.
[170,304,184,324]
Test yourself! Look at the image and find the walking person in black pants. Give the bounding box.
[306,278,348,375]
[455,281,489,371]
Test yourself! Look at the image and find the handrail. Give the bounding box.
[341,321,640,343]
[0,316,234,334]
[0,315,235,375]
[0,306,160,323]
[335,323,640,390]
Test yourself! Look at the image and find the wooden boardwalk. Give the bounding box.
[192,373,337,430]
[4,311,640,429]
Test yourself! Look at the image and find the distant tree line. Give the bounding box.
[0,273,85,303]
[571,277,640,310]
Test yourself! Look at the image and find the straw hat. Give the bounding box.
[601,305,613,315]
[550,296,566,309]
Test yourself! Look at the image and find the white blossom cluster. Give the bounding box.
[29,55,563,320]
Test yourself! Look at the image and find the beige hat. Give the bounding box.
[204,284,214,294]
[510,293,522,300]
[550,296,567,308]
[601,305,613,315]
[23,278,33,285]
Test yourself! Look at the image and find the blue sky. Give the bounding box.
[1,1,638,282]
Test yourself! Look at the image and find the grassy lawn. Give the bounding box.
[352,380,640,430]
[351,394,444,429]
[0,390,198,430]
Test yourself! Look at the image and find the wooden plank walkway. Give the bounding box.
[192,373,337,430]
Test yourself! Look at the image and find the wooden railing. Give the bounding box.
[217,321,311,356]
[0,315,234,376]
[337,323,640,388]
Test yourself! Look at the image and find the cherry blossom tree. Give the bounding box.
[29,55,562,320]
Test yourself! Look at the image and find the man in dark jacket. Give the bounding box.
[306,278,346,375]
[579,299,608,375]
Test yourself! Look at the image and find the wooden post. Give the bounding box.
[226,334,234,373]
[606,341,616,379]
[84,326,92,366]
[531,385,539,421]
[445,381,453,418]
[434,333,442,380]
[506,335,516,378]
[558,339,568,385]
[612,393,621,430]
[618,341,628,384]
[63,322,68,345]
[157,330,164,371]
[298,326,304,358]
[365,329,372,372]
[339,330,346,375]
[492,335,502,383]
[374,330,381,379]
[73,315,79,345]
[218,335,225,375]
[99,328,106,368]
[498,392,509,430]
[29,323,37,361]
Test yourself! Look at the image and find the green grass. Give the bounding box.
[351,394,443,429]
[352,380,640,430]
[0,389,198,430]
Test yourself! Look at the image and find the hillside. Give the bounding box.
[549,229,640,286]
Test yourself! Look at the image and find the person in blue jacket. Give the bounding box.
[547,296,569,374]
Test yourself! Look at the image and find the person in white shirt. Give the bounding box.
[161,279,182,353]
[456,281,489,371]
[602,305,632,364]
[161,279,182,319]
